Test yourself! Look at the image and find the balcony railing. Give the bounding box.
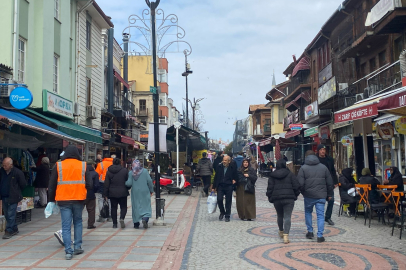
[283,108,304,130]
[287,70,310,98]
[136,108,149,117]
[366,61,402,96]
[122,95,135,116]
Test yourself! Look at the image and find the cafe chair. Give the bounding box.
[377,185,398,203]
[391,191,405,239]
[337,183,344,217]
[354,184,370,225]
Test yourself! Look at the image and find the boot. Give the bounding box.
[283,234,289,244]
[278,231,284,238]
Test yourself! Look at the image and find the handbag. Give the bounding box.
[100,198,110,218]
[244,178,255,194]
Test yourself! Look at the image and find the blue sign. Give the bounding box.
[9,87,33,110]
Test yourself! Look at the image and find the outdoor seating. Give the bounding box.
[337,183,344,217]
[391,191,405,239]
[377,185,398,203]
[354,184,369,225]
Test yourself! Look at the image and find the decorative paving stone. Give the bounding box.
[240,242,406,270]
[247,225,346,238]
[232,207,314,223]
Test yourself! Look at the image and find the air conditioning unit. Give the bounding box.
[338,83,348,91]
[73,102,80,116]
[356,93,364,102]
[86,105,97,119]
[0,79,15,97]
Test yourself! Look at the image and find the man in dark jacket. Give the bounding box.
[197,152,213,197]
[32,157,50,207]
[384,166,404,192]
[233,152,244,169]
[317,144,338,226]
[212,156,238,222]
[85,159,99,229]
[0,157,27,239]
[298,150,333,243]
[213,151,223,173]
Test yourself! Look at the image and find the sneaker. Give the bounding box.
[113,224,117,228]
[317,237,325,243]
[73,248,84,255]
[142,220,148,229]
[219,214,224,221]
[326,219,335,226]
[120,219,125,229]
[225,217,230,222]
[54,230,64,246]
[65,253,73,260]
[12,230,19,236]
[306,232,314,239]
[2,232,12,239]
[87,225,96,229]
[134,222,140,229]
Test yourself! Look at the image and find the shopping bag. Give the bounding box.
[44,202,59,218]
[100,198,110,218]
[207,192,217,214]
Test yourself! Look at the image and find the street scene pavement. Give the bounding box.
[1,178,406,269]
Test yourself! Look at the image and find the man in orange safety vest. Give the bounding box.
[95,154,115,222]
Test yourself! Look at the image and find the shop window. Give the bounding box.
[374,140,382,177]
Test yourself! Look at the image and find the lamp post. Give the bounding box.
[145,0,162,222]
[174,121,181,187]
[185,97,204,130]
[182,50,193,128]
[255,142,259,175]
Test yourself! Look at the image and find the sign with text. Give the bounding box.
[304,126,318,137]
[377,88,406,114]
[318,76,336,104]
[304,101,318,120]
[9,87,33,110]
[334,103,378,123]
[42,90,73,119]
[289,124,303,130]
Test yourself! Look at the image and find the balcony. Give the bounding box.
[136,108,149,117]
[370,0,406,34]
[285,70,311,102]
[113,94,135,118]
[283,109,304,131]
[367,61,402,95]
[122,95,135,117]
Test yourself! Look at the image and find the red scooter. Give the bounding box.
[153,170,192,196]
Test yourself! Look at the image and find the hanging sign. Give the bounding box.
[320,126,330,139]
[42,90,74,119]
[395,117,406,135]
[289,124,303,130]
[304,126,318,137]
[340,136,352,147]
[9,87,33,110]
[377,123,394,140]
[335,103,378,123]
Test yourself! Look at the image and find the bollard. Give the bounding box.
[153,198,166,226]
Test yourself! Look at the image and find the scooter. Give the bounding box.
[153,170,193,196]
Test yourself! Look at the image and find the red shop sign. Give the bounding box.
[378,89,406,111]
[320,126,330,139]
[335,103,378,123]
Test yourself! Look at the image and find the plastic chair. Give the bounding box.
[391,191,405,239]
[354,184,370,225]
[377,185,398,203]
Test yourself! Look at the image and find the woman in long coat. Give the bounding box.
[236,158,258,220]
[126,160,154,229]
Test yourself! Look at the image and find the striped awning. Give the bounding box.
[284,130,301,139]
[292,57,310,77]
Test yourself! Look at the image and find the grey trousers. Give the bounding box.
[273,200,295,234]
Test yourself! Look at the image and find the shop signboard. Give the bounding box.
[304,101,318,121]
[377,88,406,115]
[289,124,303,130]
[340,135,352,147]
[9,87,33,110]
[377,123,394,140]
[395,117,406,135]
[42,90,73,119]
[334,103,378,123]
[318,76,336,104]
[318,62,332,86]
[304,126,318,137]
[320,125,330,139]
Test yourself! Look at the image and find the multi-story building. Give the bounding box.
[248,104,271,141]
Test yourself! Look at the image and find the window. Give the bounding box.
[158,69,167,83]
[86,77,91,105]
[369,57,376,73]
[18,38,26,82]
[54,0,59,19]
[271,106,274,125]
[394,38,403,60]
[159,116,167,124]
[86,20,91,50]
[53,54,59,93]
[378,51,386,67]
[139,100,146,111]
[159,93,167,106]
[278,106,284,124]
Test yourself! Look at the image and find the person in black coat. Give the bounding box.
[236,158,257,221]
[104,158,129,228]
[266,159,300,244]
[339,168,358,216]
[384,166,404,192]
[359,168,380,204]
[85,160,99,229]
[32,157,50,207]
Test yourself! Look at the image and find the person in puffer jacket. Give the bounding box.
[197,152,213,197]
[297,150,333,243]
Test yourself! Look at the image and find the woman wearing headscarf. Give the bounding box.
[339,168,359,216]
[126,160,154,229]
[236,158,258,221]
[384,166,404,192]
[266,159,300,244]
[32,157,50,207]
[359,168,380,204]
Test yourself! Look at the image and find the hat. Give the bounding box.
[87,159,95,165]
[317,144,326,151]
[362,168,371,176]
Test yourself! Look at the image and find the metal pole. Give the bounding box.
[192,105,195,130]
[205,131,208,150]
[146,0,161,220]
[107,28,114,114]
[123,33,129,95]
[256,142,259,175]
[176,127,179,187]
[185,53,189,128]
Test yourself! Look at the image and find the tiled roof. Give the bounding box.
[248,104,268,114]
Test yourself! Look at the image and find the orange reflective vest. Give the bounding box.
[95,158,113,182]
[55,159,87,201]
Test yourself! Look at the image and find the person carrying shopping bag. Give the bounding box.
[236,158,257,221]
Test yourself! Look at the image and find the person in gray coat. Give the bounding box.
[197,152,213,196]
[297,150,333,243]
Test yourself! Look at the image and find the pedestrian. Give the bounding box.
[197,152,213,197]
[338,168,358,216]
[236,158,257,221]
[213,151,223,173]
[95,154,115,222]
[48,145,92,260]
[234,151,244,169]
[266,159,300,244]
[316,144,338,226]
[85,159,99,229]
[95,154,102,166]
[36,148,47,167]
[104,158,129,229]
[126,160,154,229]
[32,157,50,208]
[183,162,192,186]
[383,166,404,192]
[212,155,238,222]
[0,157,27,239]
[297,150,333,243]
[166,164,173,176]
[250,156,258,171]
[359,168,381,204]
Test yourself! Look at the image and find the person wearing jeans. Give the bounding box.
[60,204,84,254]
[197,152,213,197]
[297,150,333,243]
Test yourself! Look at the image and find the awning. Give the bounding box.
[26,109,102,144]
[292,57,310,77]
[134,140,145,150]
[118,134,135,146]
[113,70,130,89]
[334,98,380,123]
[0,108,84,144]
[258,136,296,147]
[294,90,311,103]
[377,87,406,115]
[284,130,301,139]
[374,114,401,126]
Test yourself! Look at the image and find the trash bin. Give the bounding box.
[157,198,165,219]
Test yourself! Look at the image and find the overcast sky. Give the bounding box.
[97,0,343,142]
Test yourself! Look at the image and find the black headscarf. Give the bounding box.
[240,158,250,172]
[275,159,286,170]
[342,168,353,181]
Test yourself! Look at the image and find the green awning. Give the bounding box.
[26,109,102,144]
